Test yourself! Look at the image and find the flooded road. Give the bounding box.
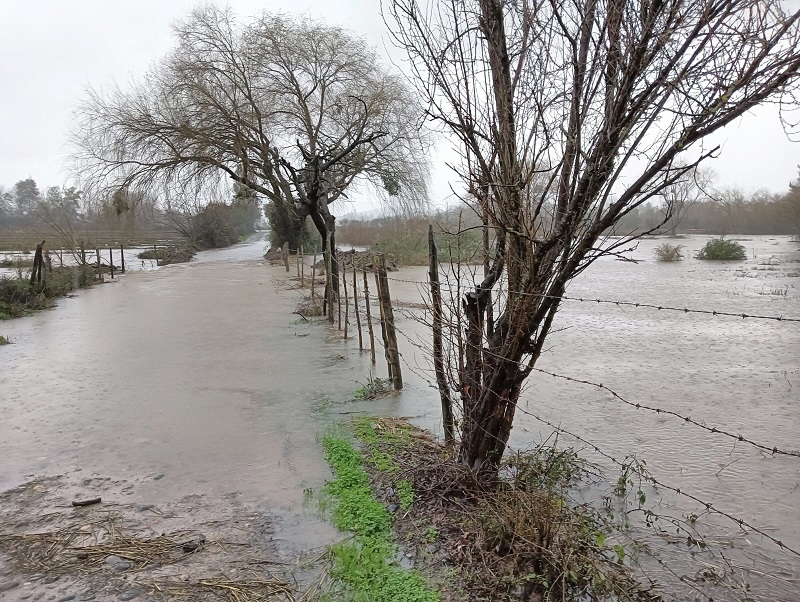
[0,232,367,515]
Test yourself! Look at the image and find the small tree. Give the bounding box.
[659,164,714,235]
[387,0,800,481]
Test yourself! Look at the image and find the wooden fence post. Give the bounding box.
[283,242,290,272]
[363,269,376,366]
[109,248,115,279]
[353,265,363,351]
[80,241,86,265]
[342,262,349,339]
[429,226,454,444]
[311,253,317,300]
[300,246,304,285]
[29,241,44,285]
[375,254,402,390]
[336,252,342,330]
[96,248,102,281]
[120,244,125,274]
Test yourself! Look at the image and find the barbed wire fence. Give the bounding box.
[289,244,799,600]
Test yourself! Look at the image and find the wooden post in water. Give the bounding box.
[311,253,317,300]
[336,251,342,330]
[353,266,363,350]
[375,255,402,389]
[29,241,44,285]
[120,244,125,274]
[109,248,115,279]
[96,248,102,281]
[342,263,350,339]
[363,270,376,365]
[374,268,392,382]
[429,226,454,444]
[80,241,86,265]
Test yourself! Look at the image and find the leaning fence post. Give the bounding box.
[353,265,363,350]
[363,269,376,366]
[429,226,454,444]
[375,254,402,390]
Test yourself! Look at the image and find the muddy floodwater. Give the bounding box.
[386,234,800,601]
[1,233,798,601]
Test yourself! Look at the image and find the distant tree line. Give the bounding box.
[0,176,261,251]
[613,172,800,236]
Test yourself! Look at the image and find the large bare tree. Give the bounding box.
[74,6,428,291]
[386,0,800,480]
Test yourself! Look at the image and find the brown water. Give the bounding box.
[0,233,363,512]
[381,235,800,601]
[2,232,798,600]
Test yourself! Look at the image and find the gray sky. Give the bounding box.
[1,1,798,208]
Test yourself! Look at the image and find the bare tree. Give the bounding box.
[386,0,800,480]
[74,6,429,293]
[659,163,714,235]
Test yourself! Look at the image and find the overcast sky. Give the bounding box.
[1,0,799,209]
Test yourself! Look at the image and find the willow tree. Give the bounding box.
[74,6,428,291]
[387,0,800,480]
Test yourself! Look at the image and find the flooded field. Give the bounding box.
[1,232,798,600]
[384,234,800,600]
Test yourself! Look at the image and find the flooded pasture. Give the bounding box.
[383,234,800,601]
[1,232,798,601]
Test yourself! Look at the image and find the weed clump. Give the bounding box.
[0,266,97,320]
[0,335,10,345]
[653,243,685,261]
[696,238,747,260]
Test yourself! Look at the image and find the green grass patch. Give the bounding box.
[322,426,438,602]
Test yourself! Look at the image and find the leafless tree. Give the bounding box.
[386,0,800,480]
[659,163,714,235]
[74,6,429,293]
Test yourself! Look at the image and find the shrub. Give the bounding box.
[653,243,684,261]
[696,238,747,260]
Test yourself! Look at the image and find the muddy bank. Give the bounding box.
[0,475,332,602]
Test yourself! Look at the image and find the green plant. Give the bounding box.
[396,480,415,511]
[423,527,439,544]
[0,335,10,345]
[322,430,438,602]
[696,238,747,260]
[353,376,392,401]
[653,243,684,261]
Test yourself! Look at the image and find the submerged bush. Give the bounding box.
[696,238,747,260]
[0,266,96,319]
[653,243,685,261]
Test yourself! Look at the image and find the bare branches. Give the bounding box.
[386,0,800,477]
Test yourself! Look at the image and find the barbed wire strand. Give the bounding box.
[383,275,800,324]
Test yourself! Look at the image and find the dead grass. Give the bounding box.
[358,418,659,602]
